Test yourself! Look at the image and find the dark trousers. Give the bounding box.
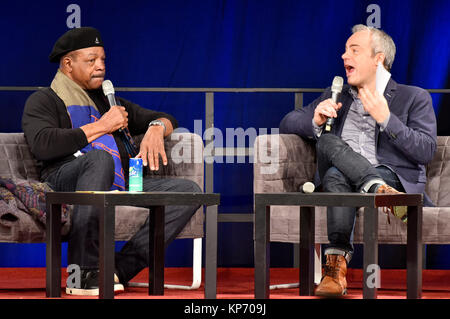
[316,134,404,258]
[45,149,201,283]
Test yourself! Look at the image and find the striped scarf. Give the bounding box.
[50,70,126,191]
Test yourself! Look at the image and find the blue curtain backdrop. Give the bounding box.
[0,0,449,268]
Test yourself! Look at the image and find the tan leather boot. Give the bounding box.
[315,254,348,297]
[376,184,408,223]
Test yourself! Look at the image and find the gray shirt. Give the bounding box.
[313,86,390,165]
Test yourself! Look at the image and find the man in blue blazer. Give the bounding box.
[280,25,437,297]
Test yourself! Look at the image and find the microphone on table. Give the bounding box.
[300,182,315,194]
[324,76,344,133]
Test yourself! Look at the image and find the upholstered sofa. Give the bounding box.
[0,132,204,245]
[254,134,450,246]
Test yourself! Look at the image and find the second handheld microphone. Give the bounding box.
[324,76,344,133]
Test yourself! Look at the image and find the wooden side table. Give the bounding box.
[46,191,220,299]
[254,192,423,299]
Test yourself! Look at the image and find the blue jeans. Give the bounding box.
[45,149,201,283]
[316,134,404,261]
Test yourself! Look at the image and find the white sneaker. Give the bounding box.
[66,270,124,296]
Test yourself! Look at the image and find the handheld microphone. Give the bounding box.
[324,76,344,132]
[102,80,123,132]
[102,80,138,157]
[102,80,117,107]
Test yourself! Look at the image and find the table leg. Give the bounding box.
[205,205,218,299]
[363,207,378,299]
[407,205,422,299]
[99,205,115,299]
[149,206,165,295]
[254,202,270,299]
[46,203,61,298]
[299,206,315,296]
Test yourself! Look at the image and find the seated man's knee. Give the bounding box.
[83,149,115,168]
[82,150,115,183]
[173,179,202,193]
[316,134,339,155]
[322,167,350,192]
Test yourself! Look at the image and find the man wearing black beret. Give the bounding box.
[22,27,202,296]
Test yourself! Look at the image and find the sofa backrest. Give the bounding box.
[0,133,40,181]
[426,136,450,207]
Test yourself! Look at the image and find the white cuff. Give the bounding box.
[360,179,385,193]
[378,113,390,132]
[312,119,324,138]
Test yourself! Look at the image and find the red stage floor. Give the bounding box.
[0,267,449,299]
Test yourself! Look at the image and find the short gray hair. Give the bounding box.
[351,24,396,71]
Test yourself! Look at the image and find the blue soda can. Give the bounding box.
[129,158,143,191]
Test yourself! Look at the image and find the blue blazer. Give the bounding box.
[280,78,437,206]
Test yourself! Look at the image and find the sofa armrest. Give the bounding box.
[134,132,204,190]
[254,134,316,193]
[426,136,450,207]
[130,132,204,239]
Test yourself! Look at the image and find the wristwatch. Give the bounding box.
[149,119,166,134]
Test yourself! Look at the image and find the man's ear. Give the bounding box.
[375,52,386,67]
[60,55,73,73]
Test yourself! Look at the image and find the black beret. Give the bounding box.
[49,27,104,63]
